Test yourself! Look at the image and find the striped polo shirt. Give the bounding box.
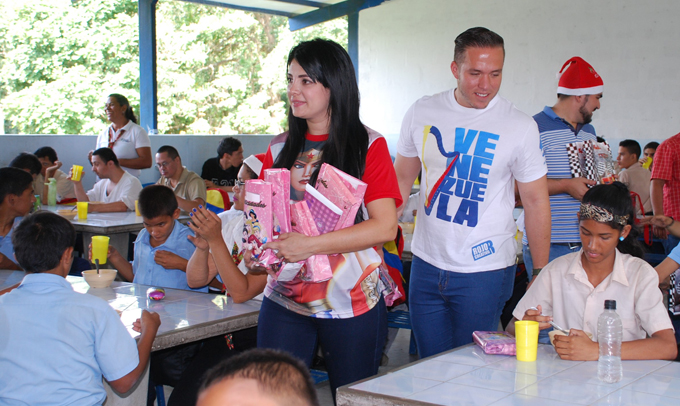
[525,106,597,243]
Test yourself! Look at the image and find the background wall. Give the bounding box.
[0,135,274,190]
[358,0,680,154]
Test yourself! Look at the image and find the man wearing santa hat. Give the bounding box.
[521,57,603,278]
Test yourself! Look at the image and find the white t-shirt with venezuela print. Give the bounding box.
[260,128,402,319]
[398,89,546,273]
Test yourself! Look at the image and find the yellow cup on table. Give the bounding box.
[76,202,88,220]
[515,320,539,362]
[135,200,141,216]
[71,165,84,181]
[91,236,110,265]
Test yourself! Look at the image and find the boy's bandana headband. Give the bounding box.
[579,203,629,226]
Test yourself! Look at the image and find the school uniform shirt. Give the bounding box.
[0,273,139,405]
[86,170,143,211]
[513,250,674,341]
[0,217,21,265]
[95,121,151,177]
[618,162,651,214]
[132,219,206,292]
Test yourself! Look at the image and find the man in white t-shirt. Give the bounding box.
[72,148,142,213]
[394,27,551,357]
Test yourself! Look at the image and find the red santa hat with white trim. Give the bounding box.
[557,57,603,96]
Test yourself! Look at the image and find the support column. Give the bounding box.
[348,11,359,77]
[138,0,158,132]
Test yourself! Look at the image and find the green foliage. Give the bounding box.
[0,0,347,135]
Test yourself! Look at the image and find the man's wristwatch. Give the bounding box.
[667,216,675,228]
[532,268,542,276]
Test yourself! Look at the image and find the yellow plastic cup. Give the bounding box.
[91,236,110,265]
[76,202,88,220]
[642,157,653,170]
[135,200,141,216]
[515,320,539,362]
[72,165,84,181]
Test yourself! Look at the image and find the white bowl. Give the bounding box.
[57,209,77,220]
[82,269,117,288]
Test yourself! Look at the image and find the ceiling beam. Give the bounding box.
[183,0,295,17]
[288,0,384,31]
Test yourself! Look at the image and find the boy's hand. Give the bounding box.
[87,243,116,262]
[154,250,187,270]
[46,161,63,178]
[553,329,598,361]
[132,310,161,333]
[522,305,552,330]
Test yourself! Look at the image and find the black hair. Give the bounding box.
[217,137,242,158]
[0,167,34,204]
[138,184,178,219]
[33,146,58,163]
[157,145,180,160]
[644,141,659,151]
[92,147,120,166]
[12,212,76,273]
[10,152,42,175]
[619,139,642,160]
[108,94,138,124]
[274,38,367,223]
[199,348,319,406]
[581,182,645,258]
[453,27,505,65]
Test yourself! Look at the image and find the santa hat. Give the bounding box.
[557,57,603,96]
[243,153,264,176]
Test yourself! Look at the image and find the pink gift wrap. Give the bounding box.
[472,331,516,355]
[264,168,291,236]
[316,163,367,230]
[303,184,342,234]
[243,180,275,267]
[289,201,332,283]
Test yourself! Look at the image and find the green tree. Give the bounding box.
[0,0,347,135]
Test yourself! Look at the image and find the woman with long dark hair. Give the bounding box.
[248,39,402,398]
[512,182,676,360]
[89,94,152,177]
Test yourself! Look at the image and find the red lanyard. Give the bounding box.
[108,126,125,149]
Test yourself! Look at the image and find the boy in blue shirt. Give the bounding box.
[0,167,36,271]
[0,212,160,405]
[104,184,207,292]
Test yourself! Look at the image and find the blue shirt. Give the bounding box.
[0,217,22,265]
[0,273,139,406]
[132,220,206,292]
[525,106,597,243]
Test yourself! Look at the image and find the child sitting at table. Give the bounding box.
[512,182,677,361]
[0,212,160,405]
[0,167,35,271]
[101,184,207,292]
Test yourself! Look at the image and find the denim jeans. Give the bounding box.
[523,242,581,282]
[257,296,387,400]
[408,256,516,358]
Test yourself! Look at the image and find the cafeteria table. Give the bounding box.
[0,270,261,405]
[337,343,680,406]
[41,205,190,261]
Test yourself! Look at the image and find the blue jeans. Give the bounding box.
[523,242,581,282]
[257,296,387,400]
[408,256,516,358]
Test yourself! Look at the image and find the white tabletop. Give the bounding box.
[41,204,189,233]
[0,270,261,351]
[337,344,680,406]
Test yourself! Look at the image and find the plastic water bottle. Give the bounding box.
[597,300,623,383]
[47,178,57,206]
